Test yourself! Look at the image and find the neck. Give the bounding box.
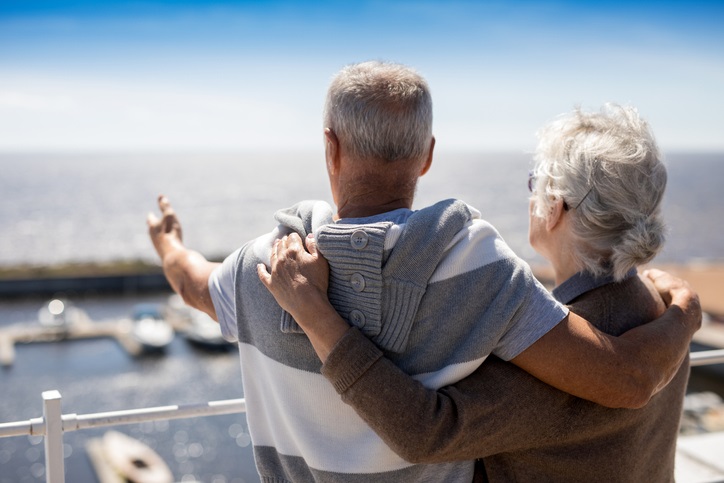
[540,210,582,286]
[552,260,581,287]
[336,195,413,219]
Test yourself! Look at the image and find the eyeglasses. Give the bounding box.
[528,171,593,211]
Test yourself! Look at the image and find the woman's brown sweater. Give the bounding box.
[321,273,689,482]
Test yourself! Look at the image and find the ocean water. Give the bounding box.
[0,151,723,481]
[1,151,722,268]
[0,293,257,483]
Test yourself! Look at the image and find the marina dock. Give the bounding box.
[0,315,144,366]
[0,295,231,367]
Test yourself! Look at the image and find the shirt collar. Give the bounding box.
[552,267,638,304]
[337,207,413,225]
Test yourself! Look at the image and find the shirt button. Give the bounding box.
[350,309,366,328]
[350,273,366,292]
[350,230,369,250]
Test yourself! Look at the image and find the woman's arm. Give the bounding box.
[258,233,701,408]
[323,328,568,462]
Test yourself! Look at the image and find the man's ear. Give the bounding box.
[545,198,566,231]
[420,136,435,176]
[324,128,340,175]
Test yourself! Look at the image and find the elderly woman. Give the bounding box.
[260,105,689,482]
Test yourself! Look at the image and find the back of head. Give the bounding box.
[530,104,667,280]
[324,61,433,163]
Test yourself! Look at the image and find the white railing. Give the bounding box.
[689,348,724,366]
[0,349,722,483]
[0,391,246,483]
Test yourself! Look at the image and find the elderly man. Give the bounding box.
[148,61,700,482]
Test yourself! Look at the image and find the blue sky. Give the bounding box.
[1,1,723,152]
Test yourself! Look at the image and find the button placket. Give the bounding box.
[350,230,369,250]
[350,273,366,292]
[349,309,366,328]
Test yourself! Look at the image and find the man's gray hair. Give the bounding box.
[324,61,433,162]
[530,104,667,281]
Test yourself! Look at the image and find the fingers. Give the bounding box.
[643,268,669,283]
[158,195,171,211]
[257,263,271,287]
[285,233,304,251]
[147,212,159,227]
[267,233,312,273]
[305,233,318,256]
[153,194,177,219]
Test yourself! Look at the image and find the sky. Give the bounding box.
[1,0,723,153]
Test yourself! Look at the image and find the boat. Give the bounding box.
[164,295,234,351]
[37,298,86,329]
[131,304,175,353]
[183,309,234,350]
[86,430,174,483]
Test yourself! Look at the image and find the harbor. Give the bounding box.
[0,293,233,367]
[0,291,256,483]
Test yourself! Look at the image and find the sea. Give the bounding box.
[0,151,723,482]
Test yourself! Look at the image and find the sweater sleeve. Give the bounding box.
[322,328,569,463]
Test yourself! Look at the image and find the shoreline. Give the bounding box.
[0,259,722,315]
[531,262,724,317]
[0,260,170,298]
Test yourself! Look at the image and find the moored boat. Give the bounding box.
[131,304,175,353]
[87,430,174,483]
[165,295,234,351]
[37,298,87,329]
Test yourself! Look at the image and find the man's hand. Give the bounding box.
[147,195,184,261]
[146,195,219,319]
[644,268,702,332]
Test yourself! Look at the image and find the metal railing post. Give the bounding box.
[42,390,65,483]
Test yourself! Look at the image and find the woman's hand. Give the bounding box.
[258,233,330,320]
[258,233,351,362]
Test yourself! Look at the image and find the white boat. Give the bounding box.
[183,310,234,350]
[37,298,86,329]
[86,430,174,483]
[131,304,174,352]
[165,295,234,350]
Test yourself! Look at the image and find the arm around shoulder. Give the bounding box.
[511,276,700,409]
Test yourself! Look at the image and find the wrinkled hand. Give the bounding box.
[257,233,331,323]
[644,268,702,332]
[147,195,184,260]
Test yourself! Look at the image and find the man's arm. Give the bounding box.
[259,233,701,409]
[512,268,700,408]
[148,195,220,320]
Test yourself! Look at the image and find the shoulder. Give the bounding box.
[274,200,335,235]
[572,273,666,335]
[429,216,521,284]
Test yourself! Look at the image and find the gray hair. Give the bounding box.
[324,61,433,163]
[530,104,667,281]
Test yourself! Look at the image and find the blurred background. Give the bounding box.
[1,1,722,482]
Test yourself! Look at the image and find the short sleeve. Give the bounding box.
[492,264,569,361]
[208,247,242,342]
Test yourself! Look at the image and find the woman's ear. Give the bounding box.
[545,198,566,231]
